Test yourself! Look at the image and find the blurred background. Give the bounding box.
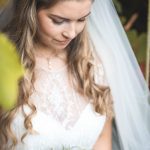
[113,0,150,88]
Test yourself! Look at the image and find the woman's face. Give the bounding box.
[37,0,92,52]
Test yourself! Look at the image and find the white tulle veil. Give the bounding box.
[88,0,150,149]
[0,0,150,150]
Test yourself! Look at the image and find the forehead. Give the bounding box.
[42,0,92,19]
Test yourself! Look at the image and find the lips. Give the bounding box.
[54,39,70,45]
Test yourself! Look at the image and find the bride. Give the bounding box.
[0,0,150,150]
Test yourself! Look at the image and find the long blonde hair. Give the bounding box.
[0,0,113,149]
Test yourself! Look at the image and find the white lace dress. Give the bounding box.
[10,56,108,150]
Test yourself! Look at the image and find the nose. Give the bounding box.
[62,23,77,39]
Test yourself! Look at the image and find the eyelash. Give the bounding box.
[52,19,64,25]
[78,18,86,22]
[51,18,86,25]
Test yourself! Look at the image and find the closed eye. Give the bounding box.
[51,18,65,24]
[78,17,86,22]
[48,15,66,25]
[48,12,91,25]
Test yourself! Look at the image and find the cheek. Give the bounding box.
[37,13,61,38]
[76,23,86,35]
[38,18,56,37]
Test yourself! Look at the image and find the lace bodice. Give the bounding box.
[9,56,108,150]
[31,57,89,129]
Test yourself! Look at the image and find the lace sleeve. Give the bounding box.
[94,60,109,86]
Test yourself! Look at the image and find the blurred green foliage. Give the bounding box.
[113,0,147,74]
[0,0,24,111]
[0,34,24,110]
[127,31,147,62]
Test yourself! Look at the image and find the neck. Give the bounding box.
[33,44,67,61]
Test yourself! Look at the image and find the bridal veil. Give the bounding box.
[88,0,150,149]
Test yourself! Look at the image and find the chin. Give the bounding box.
[49,45,67,52]
[54,43,70,50]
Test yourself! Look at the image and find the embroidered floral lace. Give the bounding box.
[9,56,108,150]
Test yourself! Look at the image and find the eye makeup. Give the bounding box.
[48,12,91,25]
[49,16,66,25]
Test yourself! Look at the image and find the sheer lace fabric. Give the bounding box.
[31,56,89,130]
[10,56,108,149]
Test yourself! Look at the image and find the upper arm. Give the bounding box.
[93,118,112,150]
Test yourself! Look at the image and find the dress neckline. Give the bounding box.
[35,56,68,73]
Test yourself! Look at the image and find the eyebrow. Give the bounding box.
[49,12,91,21]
